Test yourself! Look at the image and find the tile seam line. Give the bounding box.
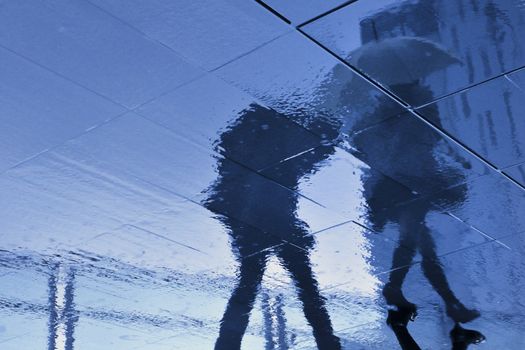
[327,233,502,292]
[0,43,128,109]
[85,0,292,73]
[0,111,129,177]
[1,39,208,113]
[298,0,360,28]
[415,64,525,109]
[254,0,291,24]
[134,112,329,208]
[296,28,525,193]
[502,160,525,169]
[124,224,205,254]
[126,174,330,258]
[82,0,207,71]
[209,30,293,72]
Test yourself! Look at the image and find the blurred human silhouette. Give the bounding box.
[346,7,489,343]
[349,80,486,349]
[205,105,342,350]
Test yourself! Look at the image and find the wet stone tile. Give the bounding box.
[0,46,124,173]
[88,0,290,70]
[257,0,349,24]
[303,0,525,106]
[0,0,203,108]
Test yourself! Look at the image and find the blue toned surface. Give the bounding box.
[1,1,524,350]
[303,0,525,106]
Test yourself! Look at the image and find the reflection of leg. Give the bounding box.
[215,253,267,350]
[383,213,418,313]
[386,309,422,350]
[450,323,486,350]
[418,228,479,323]
[277,244,341,350]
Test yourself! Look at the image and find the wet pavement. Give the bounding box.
[0,0,524,349]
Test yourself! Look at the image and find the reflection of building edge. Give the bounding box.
[48,264,76,350]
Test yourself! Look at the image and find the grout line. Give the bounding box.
[82,0,207,71]
[501,159,525,170]
[254,0,291,24]
[125,224,205,254]
[311,220,355,235]
[121,174,305,256]
[0,111,129,177]
[86,0,293,74]
[415,64,525,109]
[297,0,359,28]
[0,43,127,110]
[210,31,293,72]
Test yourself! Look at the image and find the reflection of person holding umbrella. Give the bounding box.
[345,37,486,349]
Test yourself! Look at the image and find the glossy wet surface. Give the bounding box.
[1,1,524,349]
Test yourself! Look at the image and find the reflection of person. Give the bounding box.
[349,81,486,349]
[205,105,341,350]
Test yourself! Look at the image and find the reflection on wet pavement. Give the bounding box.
[1,0,524,349]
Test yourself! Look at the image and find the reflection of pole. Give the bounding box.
[262,292,288,350]
[275,295,287,349]
[262,292,274,350]
[47,263,76,350]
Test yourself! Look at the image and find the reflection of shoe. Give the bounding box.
[450,323,486,346]
[446,302,480,323]
[383,283,418,320]
[387,308,417,328]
